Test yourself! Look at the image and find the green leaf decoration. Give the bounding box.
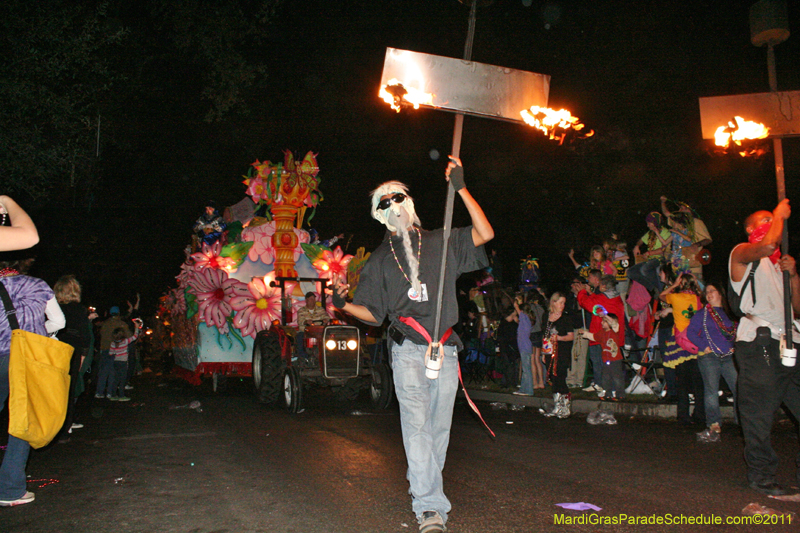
[185,289,198,320]
[301,242,330,264]
[225,220,244,243]
[227,316,246,350]
[220,241,253,268]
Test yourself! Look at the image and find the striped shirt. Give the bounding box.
[110,334,138,361]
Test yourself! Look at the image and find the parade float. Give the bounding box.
[161,151,393,411]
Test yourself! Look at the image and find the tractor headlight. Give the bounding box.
[346,339,358,350]
[326,339,337,350]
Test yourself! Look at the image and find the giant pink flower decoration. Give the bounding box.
[242,222,277,264]
[191,242,236,272]
[241,223,310,265]
[188,268,238,333]
[229,276,282,338]
[244,174,271,204]
[312,246,353,279]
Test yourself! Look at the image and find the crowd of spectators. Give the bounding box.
[457,196,735,442]
[0,196,145,507]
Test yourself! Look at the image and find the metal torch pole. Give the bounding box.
[432,0,478,343]
[767,43,793,349]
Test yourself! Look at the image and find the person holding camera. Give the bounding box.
[330,157,493,533]
[729,199,800,496]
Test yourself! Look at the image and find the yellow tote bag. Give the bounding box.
[8,329,73,449]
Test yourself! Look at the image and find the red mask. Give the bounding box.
[748,222,781,264]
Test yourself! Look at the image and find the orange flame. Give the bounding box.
[520,106,594,144]
[714,116,770,156]
[379,78,434,112]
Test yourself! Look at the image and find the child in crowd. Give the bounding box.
[580,313,626,400]
[108,319,141,401]
[569,245,616,279]
[609,240,631,299]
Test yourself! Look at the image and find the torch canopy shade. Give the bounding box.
[379,48,550,123]
[699,91,800,139]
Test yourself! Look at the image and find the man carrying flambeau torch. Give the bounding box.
[729,199,800,496]
[331,157,493,533]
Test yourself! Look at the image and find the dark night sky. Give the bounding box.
[18,0,800,312]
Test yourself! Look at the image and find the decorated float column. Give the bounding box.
[248,151,322,278]
[271,204,300,278]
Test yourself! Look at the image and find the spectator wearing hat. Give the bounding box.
[94,306,131,400]
[628,212,672,293]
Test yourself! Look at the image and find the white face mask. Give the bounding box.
[386,203,412,233]
[371,181,420,230]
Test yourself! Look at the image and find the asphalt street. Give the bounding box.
[2,372,800,532]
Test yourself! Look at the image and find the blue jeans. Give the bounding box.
[0,354,31,500]
[518,350,533,394]
[111,361,129,397]
[95,351,115,396]
[391,340,459,523]
[627,259,663,293]
[601,359,626,399]
[588,344,602,387]
[697,353,737,427]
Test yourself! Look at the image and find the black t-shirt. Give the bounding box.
[57,301,91,351]
[497,318,520,361]
[353,226,488,348]
[545,313,574,356]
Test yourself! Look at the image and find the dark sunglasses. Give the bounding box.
[377,193,406,211]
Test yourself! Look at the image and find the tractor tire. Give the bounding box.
[369,360,394,410]
[253,333,283,404]
[336,377,363,402]
[282,367,303,414]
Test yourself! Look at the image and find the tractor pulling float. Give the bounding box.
[159,151,393,413]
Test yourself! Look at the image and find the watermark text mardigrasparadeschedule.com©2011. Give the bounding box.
[554,513,791,526]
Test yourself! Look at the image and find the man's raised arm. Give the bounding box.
[445,157,494,247]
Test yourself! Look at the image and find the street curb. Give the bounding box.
[460,389,736,421]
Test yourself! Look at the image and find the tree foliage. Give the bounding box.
[0,0,127,199]
[0,0,284,201]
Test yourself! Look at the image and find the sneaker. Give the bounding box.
[108,396,119,401]
[592,383,604,392]
[419,511,445,533]
[597,390,606,398]
[696,428,721,443]
[116,396,131,402]
[124,385,133,390]
[94,393,105,399]
[70,423,84,430]
[512,391,532,396]
[0,491,35,507]
[582,384,597,392]
[749,480,789,496]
